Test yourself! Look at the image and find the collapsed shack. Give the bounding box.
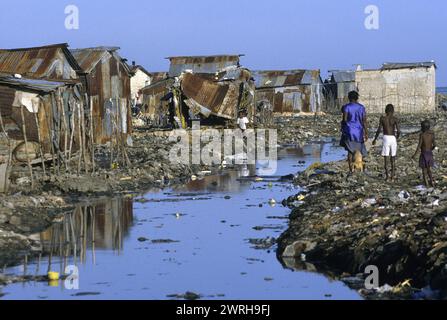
[253,69,323,116]
[70,47,132,144]
[0,75,91,192]
[139,55,255,129]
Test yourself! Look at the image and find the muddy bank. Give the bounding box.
[277,118,447,299]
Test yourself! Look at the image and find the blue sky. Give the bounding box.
[1,0,446,85]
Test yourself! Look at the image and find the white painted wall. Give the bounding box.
[131,69,151,104]
[356,66,436,113]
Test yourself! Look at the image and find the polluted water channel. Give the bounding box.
[1,141,361,300]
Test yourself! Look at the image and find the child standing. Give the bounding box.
[412,120,436,187]
[372,104,400,181]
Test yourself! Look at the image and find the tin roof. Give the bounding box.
[0,43,83,79]
[167,55,243,77]
[253,70,321,88]
[330,70,356,83]
[70,47,130,74]
[129,65,151,77]
[166,54,243,60]
[381,62,437,70]
[0,74,71,93]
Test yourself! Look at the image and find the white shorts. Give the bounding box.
[382,135,397,157]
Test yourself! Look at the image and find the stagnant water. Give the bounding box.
[1,141,361,300]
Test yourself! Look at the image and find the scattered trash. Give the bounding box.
[398,190,411,201]
[361,198,377,208]
[389,230,400,240]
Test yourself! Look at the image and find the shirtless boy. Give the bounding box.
[372,104,400,181]
[412,120,436,187]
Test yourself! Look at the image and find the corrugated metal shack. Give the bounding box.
[139,77,173,127]
[356,62,437,113]
[253,69,323,115]
[70,47,132,143]
[0,75,86,191]
[324,70,356,110]
[0,43,93,191]
[140,55,255,128]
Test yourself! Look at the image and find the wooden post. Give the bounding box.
[68,101,76,168]
[46,96,57,175]
[33,109,47,178]
[20,105,34,188]
[80,102,88,172]
[58,91,70,173]
[0,109,12,193]
[77,103,82,175]
[86,94,95,174]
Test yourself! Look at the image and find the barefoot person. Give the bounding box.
[340,91,368,173]
[412,120,436,187]
[372,104,400,181]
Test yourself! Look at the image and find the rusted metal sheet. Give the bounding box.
[0,43,82,80]
[181,73,240,119]
[71,47,132,143]
[167,55,242,77]
[150,72,168,84]
[254,70,322,114]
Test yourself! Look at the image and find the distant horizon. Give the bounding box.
[1,0,445,85]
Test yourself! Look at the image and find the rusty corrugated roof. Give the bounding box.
[150,72,169,84]
[167,55,243,77]
[0,75,70,93]
[0,43,83,79]
[70,47,131,75]
[181,73,239,119]
[253,70,321,88]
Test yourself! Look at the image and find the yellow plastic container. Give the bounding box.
[47,271,60,281]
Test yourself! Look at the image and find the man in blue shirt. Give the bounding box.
[340,91,368,173]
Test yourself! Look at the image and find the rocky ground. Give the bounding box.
[277,114,447,299]
[274,113,439,145]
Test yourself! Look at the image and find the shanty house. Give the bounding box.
[324,70,356,109]
[0,75,86,191]
[70,47,132,143]
[356,62,437,113]
[253,70,323,114]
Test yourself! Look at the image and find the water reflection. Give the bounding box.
[2,143,361,300]
[34,198,133,272]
